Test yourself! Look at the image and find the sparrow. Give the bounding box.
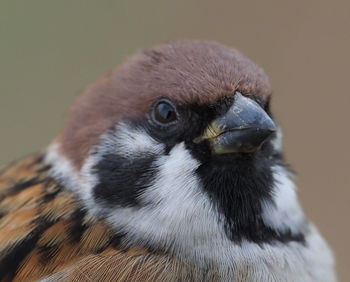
[0,41,336,281]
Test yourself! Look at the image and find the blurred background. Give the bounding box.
[1,1,349,280]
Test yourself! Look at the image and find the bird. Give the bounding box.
[0,41,336,281]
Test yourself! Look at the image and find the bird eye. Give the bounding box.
[152,100,177,125]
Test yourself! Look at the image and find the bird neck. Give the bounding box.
[45,142,336,281]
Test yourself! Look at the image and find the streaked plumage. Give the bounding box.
[0,155,211,281]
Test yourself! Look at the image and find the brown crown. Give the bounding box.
[57,41,272,169]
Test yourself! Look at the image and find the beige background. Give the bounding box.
[0,1,349,280]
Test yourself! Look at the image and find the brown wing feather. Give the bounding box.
[0,154,215,281]
[42,248,220,282]
[0,155,137,280]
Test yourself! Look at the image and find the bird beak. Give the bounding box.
[195,92,276,154]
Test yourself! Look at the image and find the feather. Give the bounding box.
[0,154,211,281]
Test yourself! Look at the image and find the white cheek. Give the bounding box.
[261,165,305,234]
[46,122,165,212]
[106,142,206,238]
[99,122,164,158]
[142,142,200,204]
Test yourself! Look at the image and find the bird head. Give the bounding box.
[47,41,306,266]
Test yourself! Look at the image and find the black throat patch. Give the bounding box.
[196,152,305,245]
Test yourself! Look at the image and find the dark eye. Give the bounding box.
[153,100,177,125]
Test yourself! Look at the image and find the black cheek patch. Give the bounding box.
[93,153,158,207]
